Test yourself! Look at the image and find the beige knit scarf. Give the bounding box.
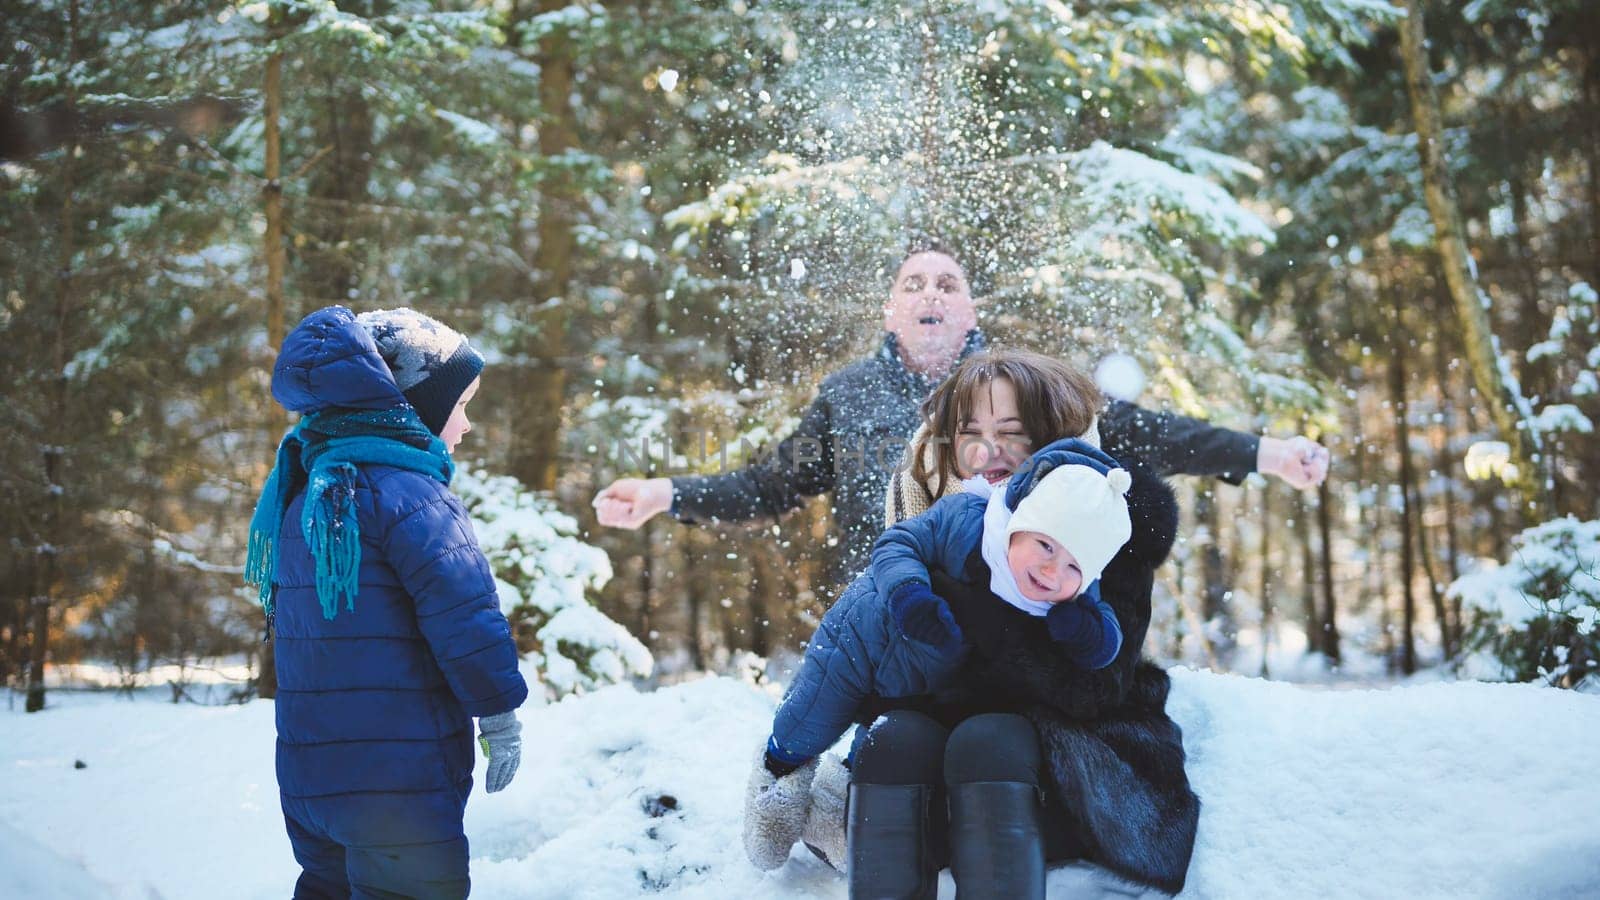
[882,417,1102,527]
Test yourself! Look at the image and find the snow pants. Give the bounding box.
[283,790,471,900]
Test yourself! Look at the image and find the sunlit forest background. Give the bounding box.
[3,0,1596,710]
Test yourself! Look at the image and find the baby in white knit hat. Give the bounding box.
[988,449,1134,610]
[745,437,1136,872]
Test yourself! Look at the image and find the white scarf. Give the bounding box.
[964,475,1053,617]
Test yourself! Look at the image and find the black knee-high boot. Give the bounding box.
[943,714,1050,899]
[947,781,1045,900]
[847,782,938,900]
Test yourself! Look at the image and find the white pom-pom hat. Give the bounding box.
[1006,458,1134,590]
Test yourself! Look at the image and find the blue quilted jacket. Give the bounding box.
[270,307,527,846]
[768,439,1125,764]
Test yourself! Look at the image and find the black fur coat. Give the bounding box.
[932,458,1200,895]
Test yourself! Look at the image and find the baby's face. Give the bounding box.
[1006,531,1083,603]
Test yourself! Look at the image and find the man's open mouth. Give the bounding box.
[918,315,944,325]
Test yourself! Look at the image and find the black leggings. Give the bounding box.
[850,710,1083,863]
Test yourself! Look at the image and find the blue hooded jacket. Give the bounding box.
[768,438,1125,764]
[269,307,527,848]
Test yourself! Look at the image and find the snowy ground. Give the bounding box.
[3,668,1599,900]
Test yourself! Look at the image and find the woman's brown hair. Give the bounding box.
[913,349,1103,498]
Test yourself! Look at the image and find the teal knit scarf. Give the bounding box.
[244,407,454,621]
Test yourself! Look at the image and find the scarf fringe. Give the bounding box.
[305,467,362,620]
[244,433,293,617]
[244,528,277,613]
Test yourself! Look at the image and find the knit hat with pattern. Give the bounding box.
[356,308,484,436]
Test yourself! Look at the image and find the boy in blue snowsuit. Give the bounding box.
[247,306,528,899]
[741,437,1134,871]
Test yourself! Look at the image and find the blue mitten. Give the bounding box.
[478,711,522,793]
[888,581,963,652]
[1044,582,1123,669]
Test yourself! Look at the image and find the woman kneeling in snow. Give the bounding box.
[743,351,1198,898]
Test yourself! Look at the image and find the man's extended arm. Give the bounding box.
[670,390,838,525]
[1099,400,1260,484]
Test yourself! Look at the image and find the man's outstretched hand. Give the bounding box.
[1257,435,1331,490]
[593,477,673,529]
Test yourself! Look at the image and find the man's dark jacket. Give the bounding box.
[670,330,1259,584]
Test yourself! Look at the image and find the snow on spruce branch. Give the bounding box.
[238,1,501,60]
[1070,141,1275,248]
[517,3,608,44]
[454,468,651,699]
[1451,516,1600,687]
[433,109,502,148]
[663,154,873,234]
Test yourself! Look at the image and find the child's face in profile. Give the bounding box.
[1006,531,1083,602]
[441,377,480,453]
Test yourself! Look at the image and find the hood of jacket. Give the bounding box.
[271,306,407,415]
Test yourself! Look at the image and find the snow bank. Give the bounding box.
[0,692,283,900]
[3,668,1599,899]
[0,817,115,900]
[1169,670,1600,899]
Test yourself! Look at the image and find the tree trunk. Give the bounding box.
[685,531,706,671]
[1168,487,1218,668]
[716,532,743,660]
[27,448,61,714]
[29,0,80,713]
[264,52,287,362]
[1356,429,1394,673]
[1508,170,1547,368]
[302,64,372,307]
[636,523,655,647]
[1196,490,1233,667]
[1387,299,1418,675]
[1430,301,1463,645]
[1293,284,1331,661]
[1442,490,1463,650]
[1,554,22,689]
[746,537,778,659]
[1401,318,1452,659]
[1500,65,1549,384]
[1259,484,1272,678]
[1397,0,1545,515]
[1316,479,1340,666]
[1409,473,1451,658]
[1225,492,1247,604]
[509,0,578,492]
[1581,35,1600,289]
[1437,499,1464,653]
[1297,493,1320,655]
[256,47,287,702]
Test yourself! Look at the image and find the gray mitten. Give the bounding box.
[478,711,522,793]
[801,752,849,872]
[742,745,818,871]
